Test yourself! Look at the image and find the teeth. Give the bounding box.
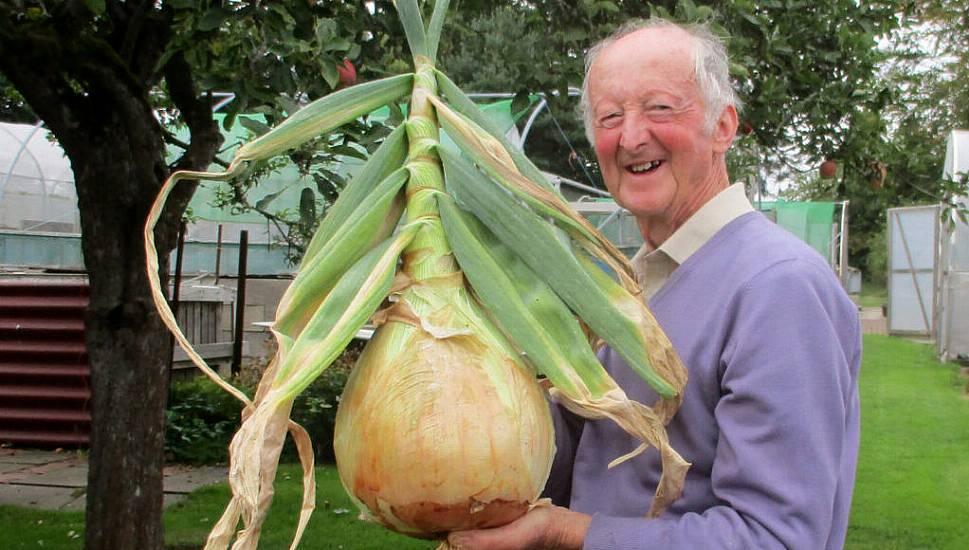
[630,160,661,173]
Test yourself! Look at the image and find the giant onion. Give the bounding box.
[144,1,689,548]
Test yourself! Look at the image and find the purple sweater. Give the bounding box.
[543,212,862,550]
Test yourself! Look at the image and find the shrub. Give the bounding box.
[865,224,888,287]
[165,341,365,465]
[165,376,252,464]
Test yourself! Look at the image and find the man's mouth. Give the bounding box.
[627,160,663,174]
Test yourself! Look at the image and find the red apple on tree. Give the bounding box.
[819,159,837,179]
[336,58,356,88]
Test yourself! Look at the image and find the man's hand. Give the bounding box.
[446,505,591,550]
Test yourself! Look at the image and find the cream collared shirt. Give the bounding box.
[631,182,754,300]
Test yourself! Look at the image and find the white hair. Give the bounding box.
[578,18,742,144]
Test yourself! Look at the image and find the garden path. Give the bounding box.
[0,447,226,511]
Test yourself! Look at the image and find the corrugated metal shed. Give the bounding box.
[0,276,91,446]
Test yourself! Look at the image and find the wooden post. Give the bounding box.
[214,224,223,285]
[168,220,187,374]
[231,230,249,375]
[839,201,850,288]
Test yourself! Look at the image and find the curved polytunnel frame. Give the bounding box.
[0,121,80,234]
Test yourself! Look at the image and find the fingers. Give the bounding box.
[446,506,590,550]
[447,512,545,550]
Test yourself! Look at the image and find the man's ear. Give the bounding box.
[712,104,738,154]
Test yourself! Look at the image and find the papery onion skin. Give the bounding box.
[333,311,555,538]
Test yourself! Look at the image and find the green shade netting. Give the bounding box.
[171,99,525,224]
[756,201,837,259]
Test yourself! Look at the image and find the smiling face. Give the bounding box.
[588,27,737,246]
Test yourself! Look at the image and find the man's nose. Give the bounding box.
[618,112,651,150]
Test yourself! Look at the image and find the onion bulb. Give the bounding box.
[334,276,555,538]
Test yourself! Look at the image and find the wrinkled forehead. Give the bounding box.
[590,27,697,92]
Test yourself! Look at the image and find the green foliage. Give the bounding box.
[864,224,888,288]
[156,1,408,262]
[165,376,253,464]
[904,0,969,130]
[165,2,365,126]
[785,0,969,278]
[858,280,887,309]
[0,1,916,266]
[436,6,599,187]
[0,74,35,123]
[434,1,899,201]
[173,0,912,272]
[440,7,541,94]
[284,341,363,463]
[164,342,364,465]
[206,115,397,265]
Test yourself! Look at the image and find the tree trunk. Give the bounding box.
[0,8,222,546]
[73,140,173,548]
[83,232,172,549]
[67,78,220,550]
[68,103,217,548]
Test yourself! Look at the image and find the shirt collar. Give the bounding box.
[660,182,754,264]
[631,182,754,267]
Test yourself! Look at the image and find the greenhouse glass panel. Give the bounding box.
[887,205,940,337]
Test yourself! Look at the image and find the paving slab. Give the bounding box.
[859,307,888,335]
[0,483,193,511]
[163,465,227,494]
[0,448,78,465]
[0,483,86,511]
[11,461,88,488]
[0,449,229,511]
[0,462,27,474]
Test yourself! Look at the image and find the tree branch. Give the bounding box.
[163,130,230,169]
[158,48,226,244]
[119,1,154,68]
[0,17,82,139]
[164,50,225,172]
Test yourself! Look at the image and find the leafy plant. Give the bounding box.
[166,377,253,465]
[864,223,888,288]
[165,342,364,466]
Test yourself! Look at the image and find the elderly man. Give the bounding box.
[448,17,861,550]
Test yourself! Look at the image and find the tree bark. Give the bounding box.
[72,107,174,550]
[0,5,222,548]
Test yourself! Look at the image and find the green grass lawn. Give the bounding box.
[3,335,968,549]
[0,464,435,550]
[858,280,887,309]
[845,335,969,549]
[0,506,85,549]
[163,465,435,550]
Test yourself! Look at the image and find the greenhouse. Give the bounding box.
[886,130,969,361]
[0,121,84,268]
[0,98,639,276]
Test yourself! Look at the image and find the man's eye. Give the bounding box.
[598,113,621,127]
